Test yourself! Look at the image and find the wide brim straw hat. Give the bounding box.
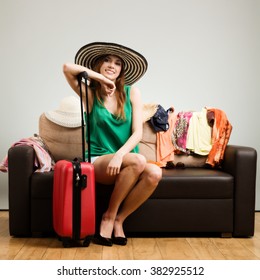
[45,95,82,128]
[75,42,148,85]
[142,103,158,122]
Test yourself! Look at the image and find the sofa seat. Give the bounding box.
[95,168,234,236]
[27,166,234,236]
[157,169,233,199]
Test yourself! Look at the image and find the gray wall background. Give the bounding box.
[0,0,259,209]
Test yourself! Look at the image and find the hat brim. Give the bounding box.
[45,111,81,128]
[75,42,148,85]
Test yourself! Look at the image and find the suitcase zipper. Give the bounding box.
[73,162,82,240]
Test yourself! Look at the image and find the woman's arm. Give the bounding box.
[63,63,116,94]
[63,63,116,111]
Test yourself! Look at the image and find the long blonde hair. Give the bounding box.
[90,55,126,120]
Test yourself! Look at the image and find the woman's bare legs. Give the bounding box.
[93,154,162,239]
[94,153,147,238]
[113,163,162,237]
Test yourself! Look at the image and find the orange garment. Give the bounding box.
[206,108,232,167]
[147,160,165,168]
[156,108,177,165]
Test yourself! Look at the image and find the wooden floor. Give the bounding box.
[1,211,260,260]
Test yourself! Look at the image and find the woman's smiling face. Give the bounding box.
[99,55,123,82]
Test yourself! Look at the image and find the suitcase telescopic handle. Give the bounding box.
[77,71,91,163]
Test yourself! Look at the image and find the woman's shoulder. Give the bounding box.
[124,85,141,103]
[124,85,140,94]
[127,85,141,105]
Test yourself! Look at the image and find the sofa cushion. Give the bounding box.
[39,114,83,162]
[139,122,157,161]
[39,112,207,167]
[151,168,234,199]
[95,168,233,207]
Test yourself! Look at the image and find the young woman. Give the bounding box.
[63,42,162,246]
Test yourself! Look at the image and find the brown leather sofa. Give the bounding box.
[8,114,257,238]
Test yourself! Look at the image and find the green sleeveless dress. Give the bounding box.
[85,85,139,159]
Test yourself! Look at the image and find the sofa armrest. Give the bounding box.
[222,144,257,236]
[8,145,35,236]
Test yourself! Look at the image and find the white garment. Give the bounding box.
[186,108,212,155]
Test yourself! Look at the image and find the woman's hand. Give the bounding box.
[106,152,123,176]
[100,77,116,96]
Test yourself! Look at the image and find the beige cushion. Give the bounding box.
[139,122,157,161]
[39,113,206,167]
[39,114,83,162]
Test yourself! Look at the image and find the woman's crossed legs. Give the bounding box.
[93,153,162,240]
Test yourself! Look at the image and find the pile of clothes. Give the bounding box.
[148,105,232,168]
[0,134,55,173]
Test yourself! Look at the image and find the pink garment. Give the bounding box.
[173,111,193,153]
[156,108,177,164]
[0,135,54,173]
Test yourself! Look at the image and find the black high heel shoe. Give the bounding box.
[112,236,128,246]
[93,234,113,247]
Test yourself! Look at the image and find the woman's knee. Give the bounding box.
[144,164,162,186]
[123,153,146,174]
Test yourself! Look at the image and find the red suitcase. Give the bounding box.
[53,71,95,247]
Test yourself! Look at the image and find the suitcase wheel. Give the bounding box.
[62,240,72,248]
[83,236,92,247]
